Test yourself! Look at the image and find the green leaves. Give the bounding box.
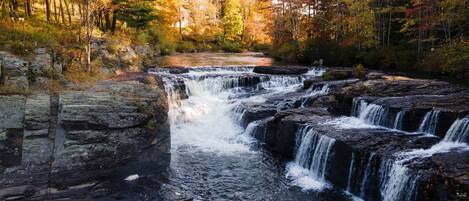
[114,0,159,29]
[222,0,243,42]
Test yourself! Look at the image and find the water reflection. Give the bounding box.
[155,52,274,67]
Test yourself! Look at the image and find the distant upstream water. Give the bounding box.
[154,52,275,67]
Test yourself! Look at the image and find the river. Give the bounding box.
[145,53,355,200]
[105,53,468,201]
[154,52,275,67]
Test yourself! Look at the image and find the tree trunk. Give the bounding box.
[63,0,71,25]
[104,9,110,32]
[59,0,65,24]
[111,10,116,33]
[387,0,391,47]
[45,0,51,22]
[53,0,58,23]
[85,0,91,72]
[10,0,19,20]
[25,0,32,17]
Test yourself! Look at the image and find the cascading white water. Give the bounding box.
[379,118,469,201]
[155,67,326,153]
[442,117,469,143]
[307,84,331,95]
[417,110,441,135]
[379,157,418,201]
[393,111,405,130]
[352,99,389,126]
[300,84,331,107]
[352,99,411,131]
[358,102,388,126]
[286,125,336,191]
[168,75,251,153]
[346,153,356,192]
[359,153,376,198]
[259,76,303,90]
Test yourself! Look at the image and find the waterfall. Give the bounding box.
[358,102,388,126]
[301,84,331,107]
[393,111,405,130]
[351,99,367,117]
[346,153,356,192]
[352,99,409,130]
[308,84,331,95]
[243,120,267,142]
[442,117,469,143]
[379,157,418,201]
[379,118,469,201]
[417,110,441,135]
[151,67,326,153]
[352,99,388,126]
[259,76,303,90]
[359,153,377,198]
[232,104,247,123]
[286,125,335,190]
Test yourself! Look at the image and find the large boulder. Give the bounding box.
[30,48,62,76]
[0,74,170,200]
[0,51,29,90]
[0,51,28,77]
[134,44,154,59]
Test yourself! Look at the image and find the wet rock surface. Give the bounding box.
[253,66,309,75]
[1,65,468,201]
[235,68,469,201]
[0,74,170,200]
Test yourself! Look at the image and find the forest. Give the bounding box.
[0,0,468,80]
[1,1,469,200]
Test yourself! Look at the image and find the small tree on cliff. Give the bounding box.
[222,0,243,42]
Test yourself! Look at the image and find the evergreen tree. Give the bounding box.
[222,0,243,41]
[114,0,158,30]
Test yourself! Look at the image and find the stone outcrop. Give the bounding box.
[251,107,467,201]
[0,49,66,92]
[30,48,63,76]
[0,51,29,90]
[236,67,469,201]
[91,39,158,73]
[0,74,170,200]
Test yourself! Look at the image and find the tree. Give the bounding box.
[222,0,243,41]
[114,0,158,30]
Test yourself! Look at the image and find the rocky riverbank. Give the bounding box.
[0,74,170,200]
[232,66,469,201]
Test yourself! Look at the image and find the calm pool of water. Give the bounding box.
[154,52,274,67]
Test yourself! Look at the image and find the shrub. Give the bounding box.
[271,42,298,63]
[322,70,353,81]
[357,46,417,71]
[419,39,469,80]
[353,64,367,80]
[134,31,151,45]
[64,61,111,86]
[177,41,196,53]
[222,41,244,52]
[251,43,271,52]
[0,20,77,55]
[148,26,177,55]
